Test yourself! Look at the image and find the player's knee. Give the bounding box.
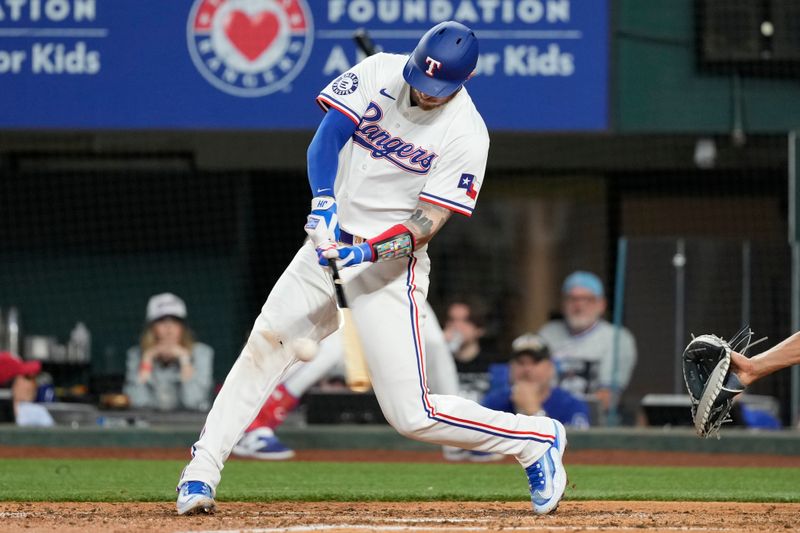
[241,328,289,366]
[386,410,435,440]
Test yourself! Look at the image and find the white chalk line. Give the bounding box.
[0,511,766,532]
[176,524,738,533]
[0,511,754,531]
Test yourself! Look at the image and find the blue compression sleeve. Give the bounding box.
[307,109,357,197]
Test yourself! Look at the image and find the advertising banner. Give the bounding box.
[0,0,608,130]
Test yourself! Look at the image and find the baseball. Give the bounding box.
[291,338,318,362]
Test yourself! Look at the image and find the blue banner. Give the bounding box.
[0,0,608,130]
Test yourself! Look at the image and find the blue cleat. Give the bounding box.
[468,450,504,462]
[232,427,296,460]
[176,480,216,515]
[526,419,567,515]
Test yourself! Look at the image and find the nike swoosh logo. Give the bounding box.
[379,88,396,100]
[533,452,555,501]
[540,457,555,499]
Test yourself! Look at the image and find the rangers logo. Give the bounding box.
[352,102,438,175]
[425,56,442,77]
[187,0,313,98]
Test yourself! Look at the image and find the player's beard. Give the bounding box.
[410,87,458,110]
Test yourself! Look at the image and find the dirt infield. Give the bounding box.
[0,501,798,533]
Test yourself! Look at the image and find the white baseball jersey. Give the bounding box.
[316,53,490,238]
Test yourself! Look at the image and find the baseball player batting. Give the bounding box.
[176,21,567,516]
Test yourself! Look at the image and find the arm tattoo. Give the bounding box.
[368,202,452,263]
[405,201,452,247]
[408,209,434,235]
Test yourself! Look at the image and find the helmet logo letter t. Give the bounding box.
[425,56,442,77]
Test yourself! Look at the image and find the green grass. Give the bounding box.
[0,459,798,503]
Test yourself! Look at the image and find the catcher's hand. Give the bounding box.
[682,332,752,438]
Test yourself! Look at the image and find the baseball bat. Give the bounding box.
[329,261,372,392]
[353,28,377,56]
[322,28,377,394]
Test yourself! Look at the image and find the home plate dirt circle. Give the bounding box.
[1,501,799,533]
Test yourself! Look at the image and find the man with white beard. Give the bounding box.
[537,271,637,418]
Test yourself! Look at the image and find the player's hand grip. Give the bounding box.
[305,196,339,247]
[318,243,373,268]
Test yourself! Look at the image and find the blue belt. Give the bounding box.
[339,230,366,245]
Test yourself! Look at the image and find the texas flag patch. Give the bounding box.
[457,173,478,199]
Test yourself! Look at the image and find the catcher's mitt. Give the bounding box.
[682,329,762,438]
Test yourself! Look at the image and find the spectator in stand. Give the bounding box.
[0,351,54,427]
[442,298,499,402]
[537,271,637,416]
[482,334,590,429]
[124,293,214,411]
[443,298,494,374]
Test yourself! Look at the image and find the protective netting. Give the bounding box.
[429,136,791,425]
[0,160,310,384]
[0,136,793,423]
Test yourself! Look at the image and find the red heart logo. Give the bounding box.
[224,10,280,62]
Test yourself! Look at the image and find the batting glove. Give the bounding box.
[304,196,340,247]
[319,243,373,268]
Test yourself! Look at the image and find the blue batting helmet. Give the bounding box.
[403,21,479,98]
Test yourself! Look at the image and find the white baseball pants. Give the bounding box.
[180,241,558,490]
[281,298,458,398]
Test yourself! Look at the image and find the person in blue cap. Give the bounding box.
[482,334,590,429]
[537,271,638,418]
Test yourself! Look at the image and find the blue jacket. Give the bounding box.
[481,363,590,428]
